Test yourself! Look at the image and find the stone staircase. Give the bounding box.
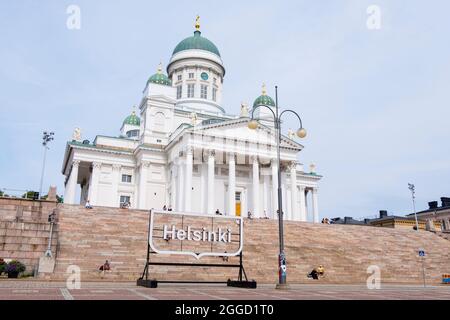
[50,204,450,284]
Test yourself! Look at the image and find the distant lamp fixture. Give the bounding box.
[39,131,55,199]
[247,119,259,130]
[297,128,307,138]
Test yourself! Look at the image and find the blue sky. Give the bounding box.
[0,1,449,219]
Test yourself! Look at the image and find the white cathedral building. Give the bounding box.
[62,18,322,222]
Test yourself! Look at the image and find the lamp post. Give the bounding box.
[39,131,54,199]
[408,183,419,231]
[248,86,306,288]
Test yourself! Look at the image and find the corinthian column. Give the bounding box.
[207,150,215,214]
[184,147,193,212]
[64,160,80,204]
[290,162,298,221]
[88,162,101,205]
[312,187,319,223]
[271,159,278,219]
[252,156,260,218]
[228,153,236,216]
[138,161,150,209]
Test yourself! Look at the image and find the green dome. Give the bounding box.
[147,64,172,86]
[123,111,140,126]
[173,30,221,57]
[253,84,275,108]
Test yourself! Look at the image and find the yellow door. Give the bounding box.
[236,203,241,216]
[235,192,241,216]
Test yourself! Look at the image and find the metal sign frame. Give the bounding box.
[137,209,256,289]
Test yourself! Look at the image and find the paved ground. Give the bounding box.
[0,280,449,300]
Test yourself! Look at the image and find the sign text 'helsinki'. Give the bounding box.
[149,210,244,260]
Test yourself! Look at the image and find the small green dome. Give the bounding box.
[173,30,221,57]
[253,84,276,108]
[147,64,172,86]
[123,111,140,126]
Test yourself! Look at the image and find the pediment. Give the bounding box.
[190,118,303,150]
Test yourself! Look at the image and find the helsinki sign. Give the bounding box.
[149,210,244,260]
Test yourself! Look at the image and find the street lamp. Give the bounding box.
[248,86,306,288]
[408,183,419,231]
[39,131,55,199]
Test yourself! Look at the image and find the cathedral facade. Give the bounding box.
[61,18,321,222]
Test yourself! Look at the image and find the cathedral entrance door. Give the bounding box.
[235,192,241,216]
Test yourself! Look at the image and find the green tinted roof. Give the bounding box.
[253,84,276,108]
[173,31,220,57]
[123,111,140,126]
[147,63,172,86]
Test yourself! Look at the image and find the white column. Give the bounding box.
[312,187,319,223]
[281,171,288,220]
[184,147,193,212]
[207,150,215,214]
[271,159,278,219]
[64,160,80,204]
[228,153,236,216]
[290,162,298,221]
[88,162,101,205]
[170,164,176,208]
[263,173,269,218]
[177,159,184,211]
[111,164,121,207]
[138,161,150,209]
[252,156,260,218]
[299,186,306,221]
[200,163,208,214]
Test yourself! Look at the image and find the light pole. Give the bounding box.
[248,86,306,288]
[408,183,419,231]
[39,131,54,199]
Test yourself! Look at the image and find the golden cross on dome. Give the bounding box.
[262,83,267,96]
[157,62,162,74]
[195,15,200,31]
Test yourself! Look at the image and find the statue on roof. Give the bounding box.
[240,102,249,118]
[190,112,198,126]
[72,127,81,142]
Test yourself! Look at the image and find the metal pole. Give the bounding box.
[275,86,286,287]
[421,256,426,288]
[408,184,419,231]
[39,145,48,198]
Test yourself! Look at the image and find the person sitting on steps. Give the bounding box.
[99,260,111,278]
[307,265,325,280]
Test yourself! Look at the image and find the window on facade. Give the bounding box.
[187,84,195,98]
[188,72,194,79]
[176,85,182,99]
[121,174,132,183]
[120,195,131,205]
[177,74,182,81]
[200,85,207,99]
[212,88,217,101]
[126,130,139,138]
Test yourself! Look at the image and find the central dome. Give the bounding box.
[172,30,221,57]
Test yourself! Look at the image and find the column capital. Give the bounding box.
[289,161,297,171]
[141,161,151,168]
[92,161,101,169]
[208,149,216,158]
[72,160,81,167]
[250,155,259,164]
[186,146,194,155]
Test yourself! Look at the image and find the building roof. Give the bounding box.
[123,111,140,126]
[253,84,275,108]
[173,30,220,57]
[147,63,172,86]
